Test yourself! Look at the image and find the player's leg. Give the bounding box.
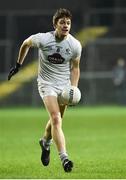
[39,119,52,166]
[43,96,66,152]
[38,84,54,165]
[39,102,67,165]
[42,104,67,141]
[39,96,66,166]
[43,119,52,140]
[59,104,67,118]
[40,103,67,148]
[43,96,73,172]
[39,118,52,166]
[58,104,73,172]
[39,95,67,167]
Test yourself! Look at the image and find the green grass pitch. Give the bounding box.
[0,106,126,179]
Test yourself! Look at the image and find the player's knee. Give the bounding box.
[51,112,61,127]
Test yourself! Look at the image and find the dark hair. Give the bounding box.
[53,8,72,26]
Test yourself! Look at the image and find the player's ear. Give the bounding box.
[53,22,56,29]
[53,24,56,29]
[53,18,56,29]
[53,19,58,29]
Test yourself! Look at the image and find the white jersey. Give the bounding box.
[31,31,82,85]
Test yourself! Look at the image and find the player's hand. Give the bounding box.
[8,62,21,80]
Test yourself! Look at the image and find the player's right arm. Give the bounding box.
[17,37,33,65]
[8,37,33,81]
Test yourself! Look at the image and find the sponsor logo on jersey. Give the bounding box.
[48,53,65,64]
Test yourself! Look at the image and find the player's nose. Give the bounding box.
[63,24,68,29]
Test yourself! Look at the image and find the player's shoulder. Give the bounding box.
[31,31,54,44]
[39,31,54,38]
[68,34,82,48]
[68,34,82,50]
[68,34,81,44]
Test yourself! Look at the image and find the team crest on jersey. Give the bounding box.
[48,53,65,64]
[65,48,71,55]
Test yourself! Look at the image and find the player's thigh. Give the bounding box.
[43,96,60,117]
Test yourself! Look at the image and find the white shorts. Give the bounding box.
[38,81,71,100]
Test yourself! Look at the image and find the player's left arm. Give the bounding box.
[70,57,80,87]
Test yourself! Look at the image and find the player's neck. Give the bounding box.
[55,31,68,41]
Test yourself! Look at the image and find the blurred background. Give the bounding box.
[0,0,126,107]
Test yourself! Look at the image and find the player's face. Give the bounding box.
[55,17,71,39]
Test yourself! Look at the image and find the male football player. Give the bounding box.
[8,8,82,172]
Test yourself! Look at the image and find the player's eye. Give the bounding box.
[58,19,71,26]
[67,21,71,25]
[60,20,65,24]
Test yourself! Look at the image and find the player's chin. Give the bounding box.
[62,32,69,37]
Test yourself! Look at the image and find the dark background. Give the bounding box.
[0,0,126,106]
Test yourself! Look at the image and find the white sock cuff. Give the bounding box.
[42,137,52,145]
[59,151,68,162]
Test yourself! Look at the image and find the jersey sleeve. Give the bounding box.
[73,41,82,59]
[30,33,45,48]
